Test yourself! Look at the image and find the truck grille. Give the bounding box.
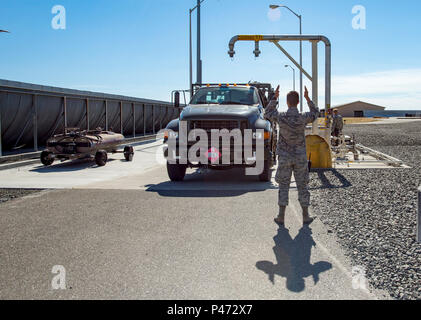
[190,120,247,132]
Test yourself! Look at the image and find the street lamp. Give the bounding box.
[285,65,295,91]
[269,4,302,112]
[189,0,205,99]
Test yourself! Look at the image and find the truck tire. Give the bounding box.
[40,151,54,166]
[124,146,134,161]
[167,162,187,181]
[268,151,276,167]
[258,160,271,182]
[95,150,108,166]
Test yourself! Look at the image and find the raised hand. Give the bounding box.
[304,86,310,102]
[274,85,280,99]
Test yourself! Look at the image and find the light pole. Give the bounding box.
[0,29,9,157]
[270,4,302,112]
[189,1,205,98]
[197,0,202,87]
[285,65,295,91]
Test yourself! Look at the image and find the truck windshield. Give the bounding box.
[190,87,259,106]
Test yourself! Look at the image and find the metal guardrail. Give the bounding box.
[0,134,159,169]
[355,144,404,167]
[0,80,180,157]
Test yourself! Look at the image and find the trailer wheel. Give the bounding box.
[95,150,108,166]
[167,162,187,181]
[40,151,54,166]
[258,160,271,182]
[124,146,134,161]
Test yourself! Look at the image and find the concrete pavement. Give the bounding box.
[0,139,165,189]
[0,143,390,299]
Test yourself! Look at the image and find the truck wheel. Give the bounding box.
[40,151,54,166]
[258,160,271,182]
[124,146,134,161]
[95,150,108,166]
[167,162,187,181]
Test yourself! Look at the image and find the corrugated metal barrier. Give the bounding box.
[0,80,181,156]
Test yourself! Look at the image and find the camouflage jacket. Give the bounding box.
[264,99,319,155]
[332,115,344,131]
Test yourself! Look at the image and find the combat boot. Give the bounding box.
[302,207,314,225]
[274,206,286,225]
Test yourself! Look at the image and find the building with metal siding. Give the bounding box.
[332,101,386,117]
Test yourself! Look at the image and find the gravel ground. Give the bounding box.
[0,189,42,204]
[309,121,421,300]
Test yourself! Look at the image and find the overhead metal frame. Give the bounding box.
[228,35,331,142]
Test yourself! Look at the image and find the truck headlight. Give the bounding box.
[253,131,270,140]
[164,131,178,139]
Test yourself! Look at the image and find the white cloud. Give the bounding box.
[267,8,281,22]
[331,93,421,110]
[73,69,421,110]
[332,69,421,96]
[271,68,421,110]
[330,69,421,109]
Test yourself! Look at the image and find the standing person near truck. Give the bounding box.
[265,85,319,225]
[331,109,344,145]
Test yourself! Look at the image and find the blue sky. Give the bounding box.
[1,0,421,110]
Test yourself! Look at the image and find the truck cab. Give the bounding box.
[163,83,278,182]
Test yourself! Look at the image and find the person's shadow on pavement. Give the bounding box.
[256,226,332,292]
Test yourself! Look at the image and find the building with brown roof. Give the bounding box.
[332,101,386,117]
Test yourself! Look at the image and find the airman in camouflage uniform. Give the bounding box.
[265,86,319,225]
[331,109,344,135]
[331,109,344,146]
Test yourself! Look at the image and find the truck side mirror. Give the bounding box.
[174,91,180,108]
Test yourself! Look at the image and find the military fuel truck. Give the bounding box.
[163,83,278,182]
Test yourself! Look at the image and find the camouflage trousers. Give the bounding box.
[275,152,310,207]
